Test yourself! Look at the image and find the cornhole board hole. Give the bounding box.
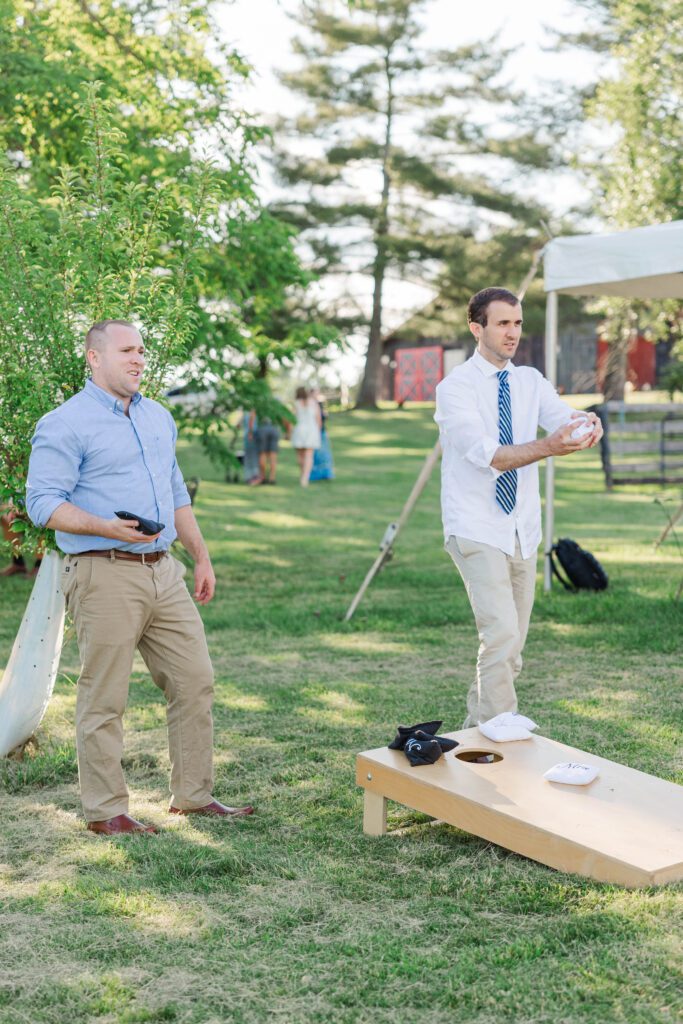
[356,727,683,887]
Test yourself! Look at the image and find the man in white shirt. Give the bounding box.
[434,287,602,726]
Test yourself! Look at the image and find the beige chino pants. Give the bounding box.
[61,552,214,821]
[446,535,537,725]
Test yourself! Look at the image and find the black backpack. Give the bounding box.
[549,538,609,593]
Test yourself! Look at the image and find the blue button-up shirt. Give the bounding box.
[26,380,191,554]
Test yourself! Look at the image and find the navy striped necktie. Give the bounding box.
[496,370,517,515]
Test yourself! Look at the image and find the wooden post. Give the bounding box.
[363,790,388,836]
[343,440,441,621]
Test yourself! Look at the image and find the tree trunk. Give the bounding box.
[602,308,637,402]
[356,245,388,409]
[602,337,628,401]
[355,52,393,409]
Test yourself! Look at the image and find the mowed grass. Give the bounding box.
[0,402,682,1024]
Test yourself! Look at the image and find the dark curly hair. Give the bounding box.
[467,288,519,327]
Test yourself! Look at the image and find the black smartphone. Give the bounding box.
[115,511,165,536]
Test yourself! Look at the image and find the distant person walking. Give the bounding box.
[290,387,321,487]
[257,417,281,485]
[309,391,335,483]
[242,410,261,485]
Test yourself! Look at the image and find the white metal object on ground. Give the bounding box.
[0,551,66,756]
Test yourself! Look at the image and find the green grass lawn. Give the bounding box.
[1,404,682,1024]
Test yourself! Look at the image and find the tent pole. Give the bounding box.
[544,290,559,592]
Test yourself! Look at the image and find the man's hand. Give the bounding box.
[581,411,604,448]
[46,502,162,541]
[102,517,161,544]
[174,505,215,604]
[193,557,215,605]
[491,411,604,473]
[546,411,603,457]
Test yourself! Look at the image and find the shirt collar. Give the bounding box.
[472,349,516,378]
[84,378,142,414]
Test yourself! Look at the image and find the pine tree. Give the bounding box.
[273,0,558,406]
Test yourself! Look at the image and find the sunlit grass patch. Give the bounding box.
[1,403,682,1024]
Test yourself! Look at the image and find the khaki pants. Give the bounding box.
[61,552,214,821]
[446,535,537,725]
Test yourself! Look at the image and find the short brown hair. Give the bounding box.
[467,288,519,327]
[295,386,308,401]
[85,319,139,354]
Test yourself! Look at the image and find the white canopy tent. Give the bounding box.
[542,220,683,589]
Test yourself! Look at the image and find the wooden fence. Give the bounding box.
[594,402,683,488]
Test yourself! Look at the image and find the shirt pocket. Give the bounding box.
[454,536,481,558]
[60,562,77,609]
[150,427,176,476]
[62,557,94,607]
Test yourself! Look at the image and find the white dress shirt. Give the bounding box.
[434,349,573,557]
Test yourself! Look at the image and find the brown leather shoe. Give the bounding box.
[87,813,157,835]
[169,799,254,818]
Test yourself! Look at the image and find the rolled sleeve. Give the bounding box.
[168,416,191,509]
[435,378,501,478]
[465,435,502,477]
[26,414,82,527]
[171,460,191,509]
[538,374,574,434]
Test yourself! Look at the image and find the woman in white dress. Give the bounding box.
[290,386,322,486]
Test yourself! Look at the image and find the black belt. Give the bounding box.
[77,549,167,564]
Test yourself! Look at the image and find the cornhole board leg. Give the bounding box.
[363,790,387,836]
[356,728,683,887]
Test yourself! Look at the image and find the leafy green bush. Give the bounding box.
[661,358,683,399]
[0,87,222,552]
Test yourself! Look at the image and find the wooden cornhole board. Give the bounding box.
[356,728,683,887]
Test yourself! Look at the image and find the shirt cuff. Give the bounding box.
[464,436,502,478]
[26,494,67,529]
[173,490,192,510]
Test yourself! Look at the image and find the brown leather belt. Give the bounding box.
[78,549,167,564]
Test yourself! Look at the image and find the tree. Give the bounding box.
[175,207,341,468]
[273,0,558,406]
[562,0,683,399]
[0,0,255,192]
[0,0,339,467]
[0,89,222,551]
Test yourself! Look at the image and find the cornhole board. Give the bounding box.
[356,728,683,887]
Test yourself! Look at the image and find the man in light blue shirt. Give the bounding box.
[27,319,254,834]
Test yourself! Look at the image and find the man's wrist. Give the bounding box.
[536,436,553,459]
